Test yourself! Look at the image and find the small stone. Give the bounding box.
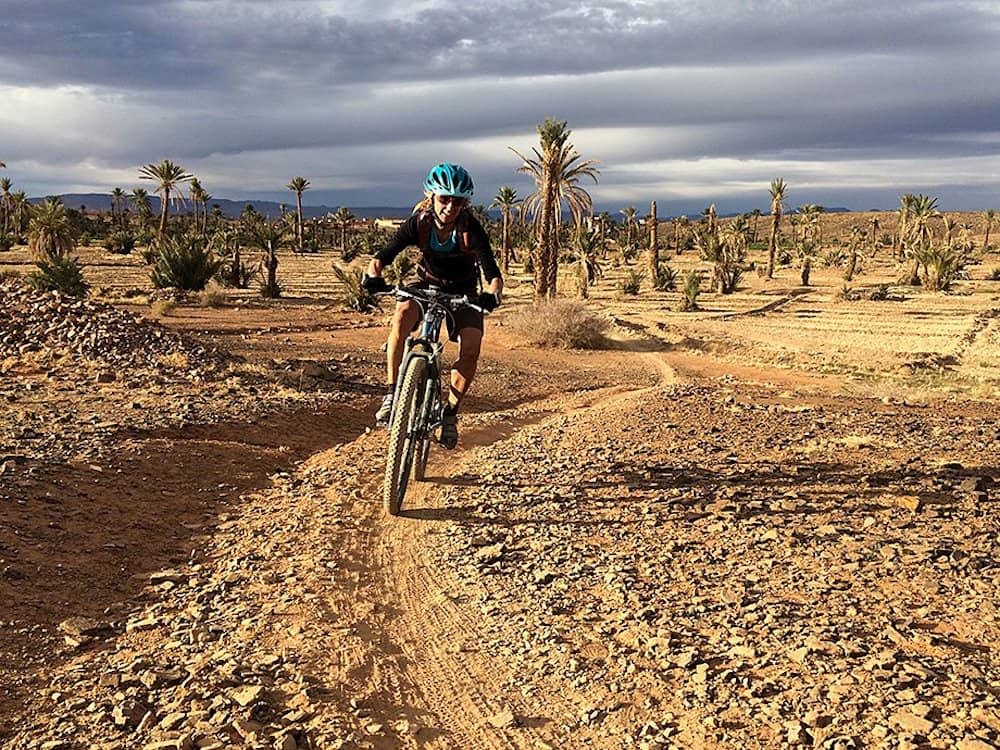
[784,719,811,744]
[488,708,517,728]
[232,685,265,707]
[957,739,996,750]
[891,709,935,735]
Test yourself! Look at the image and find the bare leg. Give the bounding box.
[386,300,422,385]
[448,326,482,408]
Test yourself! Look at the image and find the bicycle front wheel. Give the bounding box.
[383,356,428,515]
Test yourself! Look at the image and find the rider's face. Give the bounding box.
[433,194,466,224]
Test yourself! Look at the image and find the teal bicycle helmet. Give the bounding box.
[423,163,474,199]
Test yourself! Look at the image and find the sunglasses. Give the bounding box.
[435,195,467,206]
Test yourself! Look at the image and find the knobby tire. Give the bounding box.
[383,356,428,515]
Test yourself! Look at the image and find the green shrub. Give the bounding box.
[616,268,643,296]
[150,234,223,291]
[823,248,846,267]
[0,235,13,252]
[911,244,968,291]
[26,254,89,297]
[652,262,678,291]
[507,299,608,349]
[678,270,702,311]
[103,230,136,255]
[331,263,378,312]
[868,283,891,301]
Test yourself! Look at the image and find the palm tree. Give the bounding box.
[845,225,866,282]
[332,206,354,252]
[28,197,76,260]
[189,179,212,235]
[110,187,127,228]
[766,178,787,279]
[0,177,12,236]
[905,194,940,284]
[870,215,881,254]
[943,215,957,247]
[287,176,310,252]
[703,204,718,236]
[648,200,659,281]
[983,209,996,250]
[510,117,599,299]
[130,187,153,234]
[10,191,28,236]
[243,212,286,297]
[895,193,916,262]
[490,186,521,273]
[619,206,638,252]
[138,159,194,242]
[750,208,762,243]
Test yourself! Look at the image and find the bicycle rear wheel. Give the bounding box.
[383,356,428,515]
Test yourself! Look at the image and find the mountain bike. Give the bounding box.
[380,286,488,516]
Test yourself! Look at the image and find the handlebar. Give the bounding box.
[376,285,489,315]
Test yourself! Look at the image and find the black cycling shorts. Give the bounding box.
[405,281,483,342]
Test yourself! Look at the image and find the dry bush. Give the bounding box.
[198,285,227,307]
[507,298,609,349]
[151,299,176,316]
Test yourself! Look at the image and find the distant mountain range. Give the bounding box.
[32,193,859,220]
[31,193,414,220]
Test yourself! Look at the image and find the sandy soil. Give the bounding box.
[1,239,999,749]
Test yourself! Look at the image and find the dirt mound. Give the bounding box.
[0,279,229,377]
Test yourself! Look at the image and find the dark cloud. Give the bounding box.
[2,0,1000,208]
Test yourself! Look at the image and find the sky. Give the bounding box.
[2,0,1000,215]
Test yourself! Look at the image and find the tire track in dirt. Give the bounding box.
[356,354,678,748]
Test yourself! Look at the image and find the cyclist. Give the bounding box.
[363,163,503,449]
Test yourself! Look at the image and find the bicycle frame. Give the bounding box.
[380,285,486,514]
[390,286,480,429]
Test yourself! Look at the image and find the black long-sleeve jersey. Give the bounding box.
[375,210,501,293]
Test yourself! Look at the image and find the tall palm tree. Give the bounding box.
[766,178,787,279]
[332,206,354,252]
[905,194,940,284]
[895,193,916,262]
[510,117,599,299]
[490,186,521,273]
[704,204,718,236]
[943,215,957,247]
[189,179,211,235]
[139,159,194,242]
[648,200,659,281]
[10,191,28,236]
[130,187,153,234]
[110,187,127,228]
[983,209,996,250]
[870,215,881,254]
[619,206,638,251]
[845,224,866,282]
[673,215,689,254]
[0,177,12,235]
[28,197,75,260]
[750,208,762,243]
[287,176,310,252]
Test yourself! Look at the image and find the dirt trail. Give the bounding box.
[4,321,1000,750]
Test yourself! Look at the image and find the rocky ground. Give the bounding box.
[1,272,999,750]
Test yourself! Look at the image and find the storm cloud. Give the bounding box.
[2,0,1000,211]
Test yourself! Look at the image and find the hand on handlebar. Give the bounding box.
[476,291,501,312]
[362,274,391,294]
